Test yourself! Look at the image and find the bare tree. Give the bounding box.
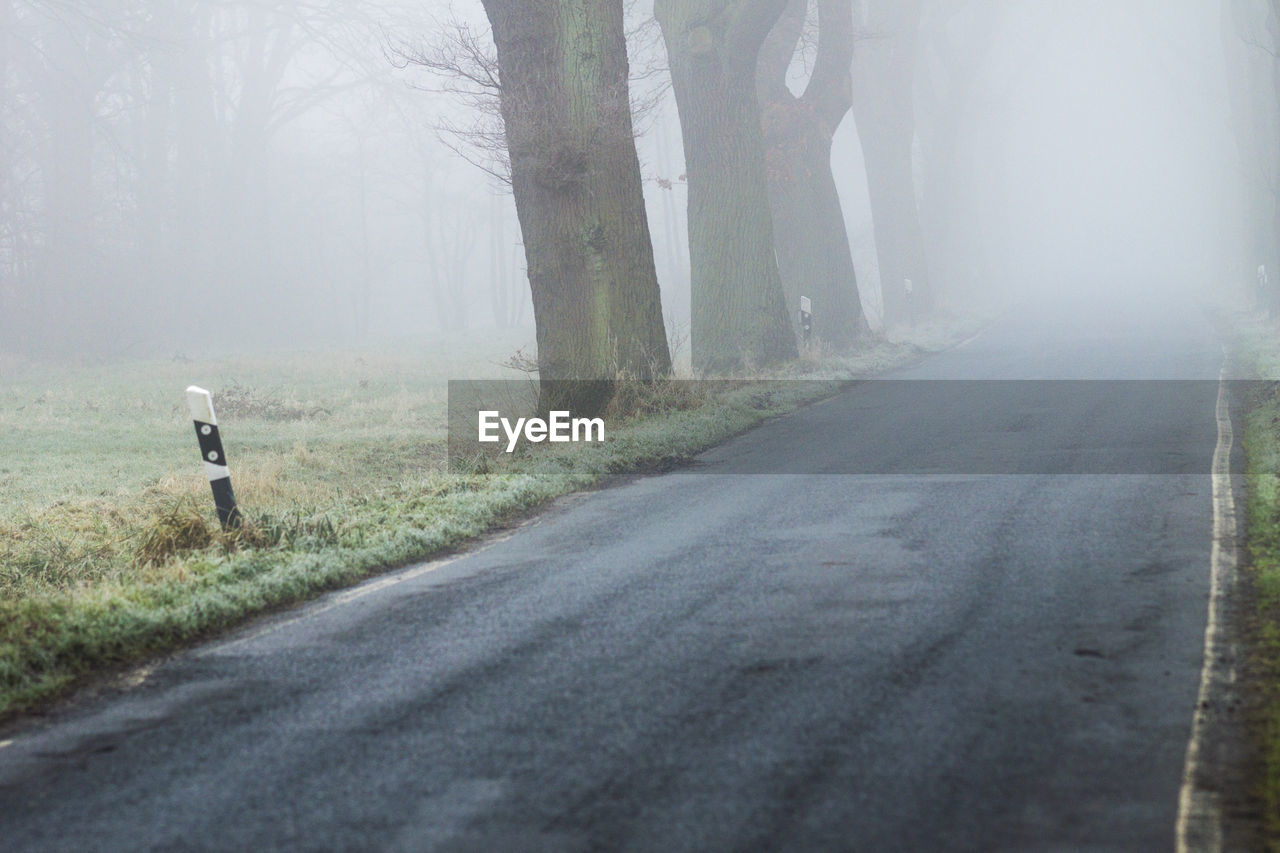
[397,17,510,183]
[399,3,673,186]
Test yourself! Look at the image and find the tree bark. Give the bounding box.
[757,0,866,348]
[655,0,797,373]
[851,0,931,326]
[482,0,671,413]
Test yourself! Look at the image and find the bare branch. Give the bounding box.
[393,16,510,182]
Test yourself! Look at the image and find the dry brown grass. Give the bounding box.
[135,500,214,567]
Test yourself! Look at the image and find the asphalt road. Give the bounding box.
[0,298,1230,851]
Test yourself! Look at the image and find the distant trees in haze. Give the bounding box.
[0,0,999,368]
[0,0,531,358]
[488,191,527,329]
[758,0,867,348]
[1,0,131,356]
[1224,0,1280,311]
[850,0,931,326]
[914,0,1002,303]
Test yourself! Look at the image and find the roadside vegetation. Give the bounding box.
[1228,311,1280,846]
[0,318,978,721]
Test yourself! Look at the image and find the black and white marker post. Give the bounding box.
[799,296,813,343]
[186,385,242,529]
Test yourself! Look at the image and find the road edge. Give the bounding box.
[1175,359,1240,853]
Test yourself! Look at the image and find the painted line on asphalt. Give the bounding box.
[196,527,524,656]
[197,553,465,655]
[1175,360,1237,853]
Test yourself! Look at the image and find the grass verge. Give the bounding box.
[1,318,980,722]
[1226,310,1280,846]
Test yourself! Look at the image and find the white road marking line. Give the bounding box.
[197,554,464,655]
[197,526,525,656]
[1175,362,1237,853]
[0,739,12,750]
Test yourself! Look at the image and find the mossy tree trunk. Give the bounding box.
[655,0,798,374]
[757,0,867,348]
[481,0,671,414]
[851,0,931,326]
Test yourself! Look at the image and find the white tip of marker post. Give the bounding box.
[186,385,216,424]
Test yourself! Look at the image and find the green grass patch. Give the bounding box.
[1227,311,1280,847]
[0,319,979,720]
[1242,403,1280,846]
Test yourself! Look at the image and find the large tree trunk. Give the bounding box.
[655,0,797,373]
[851,0,931,326]
[482,0,671,413]
[757,0,866,348]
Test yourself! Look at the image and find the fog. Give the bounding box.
[969,0,1240,310]
[0,0,1263,361]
